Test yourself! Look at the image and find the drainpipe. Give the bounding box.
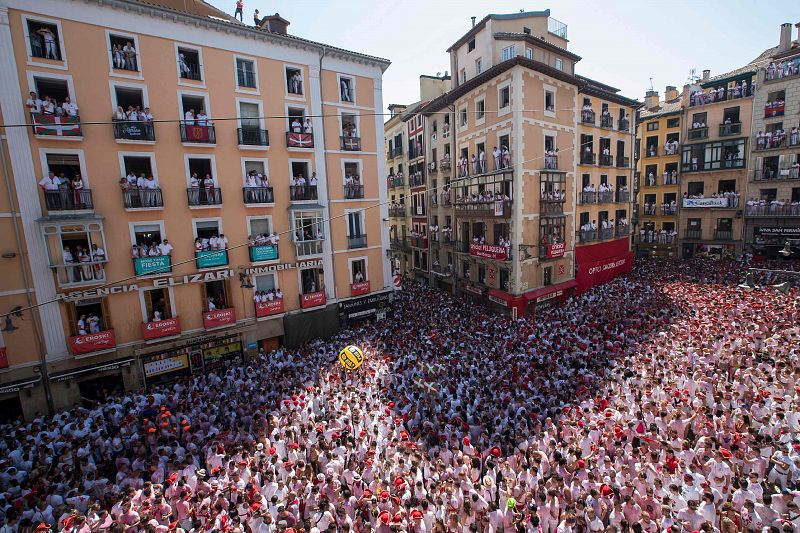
[0,135,54,413]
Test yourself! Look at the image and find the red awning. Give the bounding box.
[487,288,515,303]
[522,280,578,302]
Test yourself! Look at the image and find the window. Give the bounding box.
[475,58,482,75]
[646,122,659,131]
[502,45,516,61]
[286,67,303,95]
[254,273,277,293]
[339,76,354,103]
[177,47,201,80]
[292,210,324,256]
[347,211,366,249]
[351,259,367,284]
[526,48,533,60]
[32,76,71,112]
[131,223,170,274]
[544,90,554,112]
[459,69,466,84]
[236,58,256,88]
[300,266,324,295]
[468,38,475,52]
[180,94,208,124]
[543,266,552,286]
[666,117,680,128]
[41,220,108,287]
[722,106,740,123]
[202,279,230,312]
[687,182,704,196]
[476,99,485,120]
[500,87,510,109]
[66,299,109,337]
[143,287,173,323]
[109,34,138,71]
[26,19,61,60]
[460,108,468,127]
[554,58,563,71]
[113,85,145,113]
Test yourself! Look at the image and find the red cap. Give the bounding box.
[380,490,390,499]
[35,524,50,532]
[490,446,501,458]
[577,459,586,468]
[363,489,372,499]
[379,511,391,525]
[720,449,732,458]
[411,509,423,520]
[463,437,470,445]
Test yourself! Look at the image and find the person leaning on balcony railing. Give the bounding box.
[581,103,593,122]
[26,91,42,114]
[62,96,78,117]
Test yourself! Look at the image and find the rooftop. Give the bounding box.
[447,9,553,52]
[638,98,682,119]
[702,46,777,86]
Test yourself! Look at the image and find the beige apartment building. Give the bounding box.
[0,0,390,419]
[421,10,637,316]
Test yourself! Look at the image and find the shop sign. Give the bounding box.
[338,291,392,325]
[488,294,507,307]
[255,299,285,318]
[0,377,40,395]
[69,330,116,355]
[536,290,563,303]
[142,318,181,340]
[143,353,189,377]
[203,308,236,329]
[755,226,800,236]
[245,259,323,276]
[469,243,508,260]
[464,285,484,295]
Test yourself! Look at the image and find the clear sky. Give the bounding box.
[208,0,798,112]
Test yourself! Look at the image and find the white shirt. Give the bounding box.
[159,243,173,256]
[63,102,78,116]
[39,176,60,190]
[26,97,42,113]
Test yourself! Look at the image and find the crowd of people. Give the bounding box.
[253,288,284,304]
[131,239,173,260]
[1,258,800,533]
[755,128,798,151]
[683,191,741,208]
[193,233,229,253]
[745,197,800,217]
[113,106,154,123]
[689,81,754,106]
[765,58,799,81]
[639,226,678,244]
[455,190,512,205]
[26,92,79,118]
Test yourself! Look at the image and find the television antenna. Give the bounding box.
[688,68,700,84]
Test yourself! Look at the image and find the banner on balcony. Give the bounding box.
[69,330,116,355]
[185,124,211,142]
[470,243,508,260]
[32,114,81,136]
[256,299,284,318]
[301,291,326,308]
[135,255,171,276]
[494,200,505,216]
[545,242,566,258]
[682,197,729,208]
[142,318,181,340]
[118,121,151,140]
[203,308,236,329]
[250,245,279,262]
[196,250,228,268]
[287,132,313,148]
[341,137,360,150]
[351,280,370,296]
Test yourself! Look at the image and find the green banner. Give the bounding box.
[135,255,171,275]
[196,250,228,268]
[250,245,279,262]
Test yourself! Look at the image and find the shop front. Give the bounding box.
[140,334,243,389]
[575,238,634,294]
[682,242,736,260]
[49,357,133,406]
[0,377,40,423]
[751,225,800,259]
[338,291,392,328]
[523,280,577,316]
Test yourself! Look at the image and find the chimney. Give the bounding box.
[779,22,792,52]
[665,86,678,101]
[471,16,476,28]
[702,69,710,82]
[644,90,659,110]
[264,13,290,35]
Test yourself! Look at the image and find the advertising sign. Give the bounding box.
[255,299,285,318]
[141,318,181,340]
[69,330,116,355]
[469,243,508,260]
[202,308,236,329]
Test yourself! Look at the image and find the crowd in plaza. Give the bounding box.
[0,257,799,533]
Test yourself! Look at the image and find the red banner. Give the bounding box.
[141,318,181,340]
[351,281,370,296]
[544,242,565,258]
[256,299,285,318]
[203,308,236,329]
[287,132,314,148]
[301,291,326,309]
[393,274,402,290]
[469,242,508,260]
[185,124,211,142]
[0,347,7,369]
[575,252,634,294]
[69,330,116,355]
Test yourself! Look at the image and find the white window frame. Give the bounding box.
[246,214,274,237]
[348,256,369,283]
[337,73,356,104]
[338,110,361,143]
[175,43,206,88]
[475,97,486,126]
[475,58,483,75]
[543,83,556,118]
[139,285,177,325]
[459,68,466,84]
[340,158,363,185]
[184,154,218,187]
[497,82,511,117]
[109,80,150,114]
[233,54,259,95]
[287,157,314,183]
[118,151,158,183]
[284,63,306,101]
[128,220,166,246]
[344,209,366,238]
[253,272,279,292]
[459,107,468,128]
[525,48,533,60]
[236,97,267,149]
[38,148,89,187]
[105,29,142,80]
[554,58,564,71]
[502,45,516,62]
[191,217,223,239]
[177,89,212,123]
[21,14,68,70]
[27,71,78,121]
[241,157,270,186]
[284,103,310,133]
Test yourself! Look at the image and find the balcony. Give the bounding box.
[581,109,596,125]
[765,101,785,118]
[599,227,614,240]
[237,128,269,147]
[643,205,656,215]
[203,308,236,329]
[285,131,314,149]
[663,173,678,185]
[616,156,630,168]
[294,239,324,257]
[391,146,403,158]
[142,318,181,340]
[639,232,675,245]
[68,330,116,356]
[616,191,630,203]
[754,134,786,151]
[600,115,614,128]
[389,205,407,217]
[410,236,428,248]
[661,205,677,215]
[51,257,107,287]
[580,191,596,204]
[122,188,163,209]
[388,175,405,189]
[30,113,82,138]
[689,86,754,107]
[255,299,284,319]
[615,225,630,237]
[348,234,368,249]
[195,249,228,268]
[344,185,364,199]
[578,229,598,243]
[113,120,155,142]
[597,191,614,204]
[714,230,733,240]
[440,158,452,171]
[340,136,361,151]
[599,154,613,166]
[580,153,596,165]
[745,204,800,217]
[540,197,565,215]
[187,187,222,207]
[133,255,171,276]
[685,229,702,239]
[543,155,559,170]
[351,280,370,297]
[664,143,680,156]
[409,172,425,188]
[249,244,279,262]
[289,185,318,201]
[718,122,741,137]
[390,237,409,250]
[539,242,566,259]
[44,190,93,213]
[687,127,708,140]
[242,186,274,205]
[754,167,800,181]
[440,192,452,206]
[179,123,216,144]
[618,118,630,131]
[300,291,326,309]
[454,199,512,218]
[645,146,658,158]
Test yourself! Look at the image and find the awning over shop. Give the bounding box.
[49,357,134,383]
[523,280,578,302]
